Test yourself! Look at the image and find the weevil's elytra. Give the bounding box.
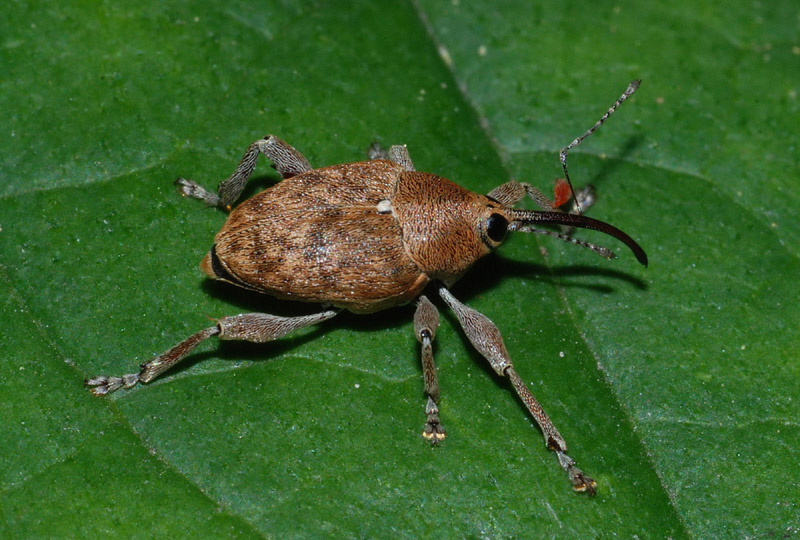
[87,81,647,495]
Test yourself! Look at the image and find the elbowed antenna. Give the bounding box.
[508,209,648,267]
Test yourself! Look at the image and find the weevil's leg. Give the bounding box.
[488,181,549,209]
[414,295,445,444]
[567,185,596,214]
[387,145,415,172]
[488,181,597,213]
[176,135,312,209]
[367,143,415,171]
[438,286,596,494]
[368,142,388,160]
[86,309,338,396]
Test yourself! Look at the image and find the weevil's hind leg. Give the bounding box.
[414,296,445,444]
[438,286,596,494]
[86,309,338,395]
[368,143,415,171]
[176,135,312,209]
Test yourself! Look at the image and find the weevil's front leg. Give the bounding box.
[438,287,596,494]
[176,135,312,209]
[488,181,596,215]
[86,309,338,395]
[488,181,554,210]
[489,180,599,244]
[368,143,415,172]
[414,296,445,444]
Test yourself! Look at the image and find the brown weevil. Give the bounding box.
[87,81,646,495]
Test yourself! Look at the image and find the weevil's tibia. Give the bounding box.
[86,309,338,395]
[86,326,220,394]
[438,286,596,494]
[414,295,445,444]
[505,367,596,494]
[488,181,558,210]
[175,135,313,209]
[559,79,641,214]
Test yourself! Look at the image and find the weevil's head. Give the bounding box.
[393,172,647,287]
[478,204,648,267]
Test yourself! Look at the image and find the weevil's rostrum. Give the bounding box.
[87,81,647,495]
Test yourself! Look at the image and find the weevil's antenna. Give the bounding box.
[516,227,617,260]
[508,208,648,267]
[560,80,640,214]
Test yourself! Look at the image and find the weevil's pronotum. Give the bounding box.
[87,81,646,494]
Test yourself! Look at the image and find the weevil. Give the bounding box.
[87,81,646,494]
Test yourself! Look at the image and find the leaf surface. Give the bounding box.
[2,1,798,537]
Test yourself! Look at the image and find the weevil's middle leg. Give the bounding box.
[414,295,445,444]
[438,286,596,494]
[86,309,338,395]
[176,135,312,209]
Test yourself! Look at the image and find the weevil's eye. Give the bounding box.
[485,213,509,243]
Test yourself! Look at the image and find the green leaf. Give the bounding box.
[2,0,798,537]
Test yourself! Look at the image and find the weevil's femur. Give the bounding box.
[507,209,648,267]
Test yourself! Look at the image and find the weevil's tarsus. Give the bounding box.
[439,286,596,494]
[86,310,338,395]
[556,184,597,237]
[176,135,312,210]
[556,448,598,495]
[175,177,221,207]
[568,185,596,215]
[85,373,142,395]
[559,79,641,214]
[414,296,445,444]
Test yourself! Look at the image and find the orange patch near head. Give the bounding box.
[553,178,572,208]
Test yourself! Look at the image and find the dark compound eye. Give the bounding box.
[486,213,509,243]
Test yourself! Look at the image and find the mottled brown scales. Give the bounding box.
[87,81,645,496]
[205,159,430,313]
